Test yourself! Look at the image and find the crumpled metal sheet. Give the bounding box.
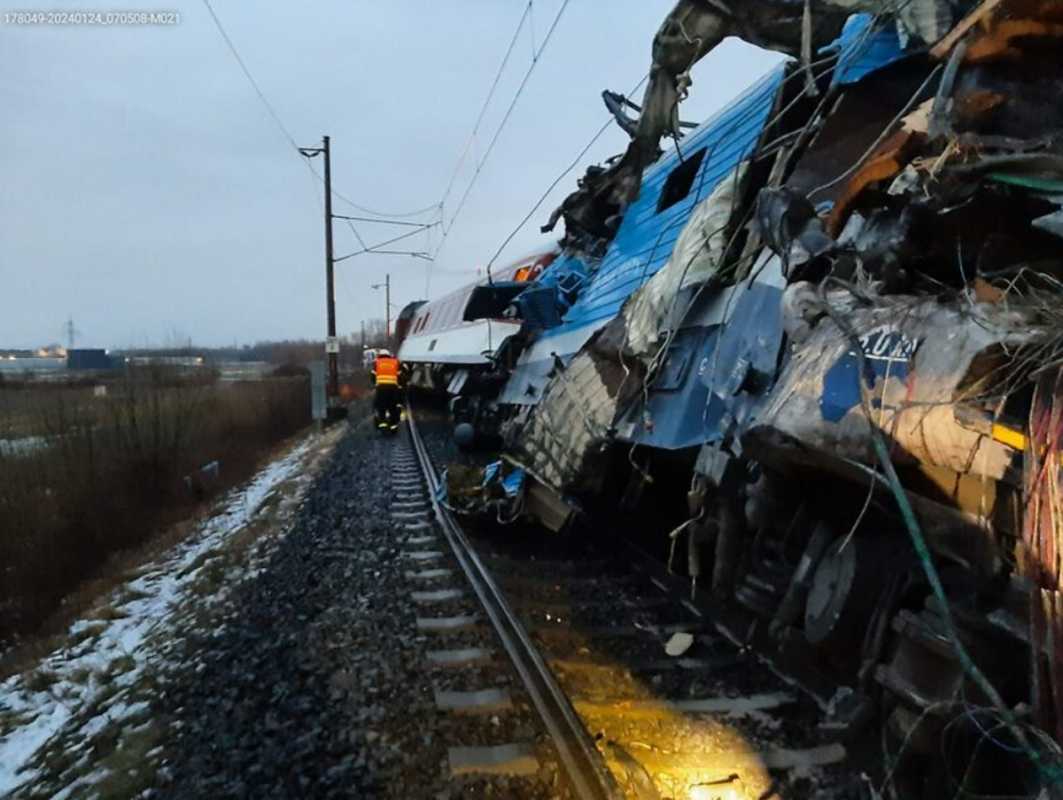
[828,0,957,44]
[613,254,789,451]
[625,163,747,354]
[828,13,910,85]
[931,0,1063,62]
[746,289,1036,481]
[546,0,849,241]
[511,165,747,492]
[545,0,974,243]
[441,461,524,517]
[753,186,836,278]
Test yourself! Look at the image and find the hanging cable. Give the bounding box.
[328,189,442,220]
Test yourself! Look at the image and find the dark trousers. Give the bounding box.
[374,385,402,427]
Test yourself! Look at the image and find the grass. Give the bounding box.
[0,421,349,799]
[0,367,311,645]
[91,606,130,622]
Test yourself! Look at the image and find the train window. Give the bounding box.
[657,147,706,213]
[428,338,437,352]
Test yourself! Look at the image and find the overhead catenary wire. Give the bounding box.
[484,73,651,278]
[482,36,783,293]
[335,223,440,262]
[328,190,442,220]
[437,1,536,215]
[332,215,439,228]
[200,0,373,244]
[432,0,574,265]
[201,0,437,225]
[443,0,573,229]
[200,0,302,151]
[432,0,833,289]
[424,85,627,296]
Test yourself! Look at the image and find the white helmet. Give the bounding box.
[377,348,392,357]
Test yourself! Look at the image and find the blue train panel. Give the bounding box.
[501,67,788,406]
[830,14,909,86]
[554,66,787,336]
[615,263,788,451]
[531,16,901,347]
[616,324,723,451]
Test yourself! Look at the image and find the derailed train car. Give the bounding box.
[396,249,557,439]
[435,0,1063,794]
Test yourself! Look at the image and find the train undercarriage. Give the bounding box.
[587,433,1051,797]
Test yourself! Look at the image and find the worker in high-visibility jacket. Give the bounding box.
[370,349,403,431]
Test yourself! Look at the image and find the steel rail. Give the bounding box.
[405,408,623,800]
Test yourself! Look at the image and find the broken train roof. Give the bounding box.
[508,0,1063,478]
[499,10,935,407]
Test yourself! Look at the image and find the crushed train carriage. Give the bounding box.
[397,248,558,443]
[408,0,1063,794]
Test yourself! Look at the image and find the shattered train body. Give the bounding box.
[396,248,558,438]
[420,0,1063,793]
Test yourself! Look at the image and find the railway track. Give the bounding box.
[401,408,869,800]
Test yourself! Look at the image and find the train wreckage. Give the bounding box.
[397,0,1063,794]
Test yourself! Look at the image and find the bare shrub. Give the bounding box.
[0,368,310,644]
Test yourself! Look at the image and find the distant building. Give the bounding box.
[67,349,117,371]
[125,355,204,368]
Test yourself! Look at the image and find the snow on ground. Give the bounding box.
[0,436,49,457]
[0,431,330,797]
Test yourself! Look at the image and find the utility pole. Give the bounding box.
[63,317,79,350]
[299,136,340,411]
[372,274,391,348]
[322,136,338,404]
[360,320,366,349]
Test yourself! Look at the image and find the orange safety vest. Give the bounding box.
[373,356,400,387]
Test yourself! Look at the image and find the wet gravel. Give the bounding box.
[148,414,563,800]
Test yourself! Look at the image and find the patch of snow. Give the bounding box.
[0,434,316,796]
[51,766,114,800]
[0,436,48,457]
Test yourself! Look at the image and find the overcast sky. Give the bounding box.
[1,0,784,349]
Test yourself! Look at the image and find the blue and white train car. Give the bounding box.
[497,67,790,410]
[395,249,557,429]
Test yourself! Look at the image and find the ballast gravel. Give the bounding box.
[149,416,562,800]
